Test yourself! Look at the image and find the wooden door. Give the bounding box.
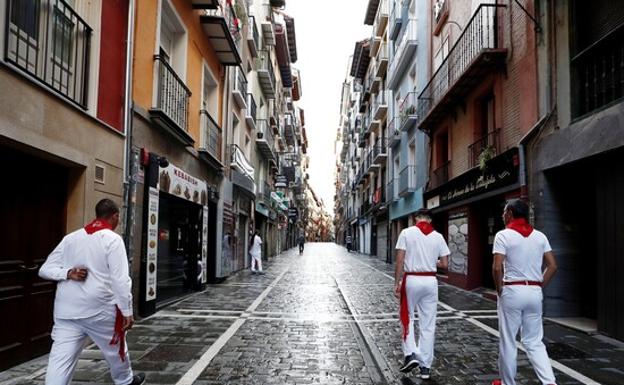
[0,147,67,370]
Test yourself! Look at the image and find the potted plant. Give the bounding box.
[477,145,496,171]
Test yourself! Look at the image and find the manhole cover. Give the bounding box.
[546,342,587,359]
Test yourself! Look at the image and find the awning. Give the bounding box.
[275,24,293,87]
[350,39,371,79]
[284,16,297,63]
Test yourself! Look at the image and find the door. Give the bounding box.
[0,146,67,370]
[377,222,388,260]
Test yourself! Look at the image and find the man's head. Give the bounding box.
[503,199,529,225]
[413,208,432,223]
[95,199,120,230]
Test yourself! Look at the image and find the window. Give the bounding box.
[158,0,186,77]
[202,64,218,117]
[435,130,449,168]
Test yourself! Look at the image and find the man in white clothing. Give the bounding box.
[249,230,263,274]
[39,199,145,385]
[492,199,558,385]
[394,209,449,379]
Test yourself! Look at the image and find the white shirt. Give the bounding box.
[250,235,262,257]
[395,226,450,272]
[492,228,552,282]
[39,228,133,319]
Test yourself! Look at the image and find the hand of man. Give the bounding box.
[122,316,134,331]
[394,283,401,299]
[67,267,88,281]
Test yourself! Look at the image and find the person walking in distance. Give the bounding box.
[249,230,263,274]
[492,199,558,385]
[298,233,305,254]
[38,199,145,385]
[395,209,449,379]
[345,234,352,252]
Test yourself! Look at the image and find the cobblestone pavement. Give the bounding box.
[2,243,623,385]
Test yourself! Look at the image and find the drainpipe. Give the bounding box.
[123,0,137,258]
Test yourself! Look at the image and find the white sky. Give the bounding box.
[287,0,370,215]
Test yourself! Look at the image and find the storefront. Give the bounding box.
[425,148,520,290]
[140,154,209,315]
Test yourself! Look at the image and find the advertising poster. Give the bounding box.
[146,187,159,301]
[202,206,208,283]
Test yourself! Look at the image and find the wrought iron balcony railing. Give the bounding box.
[398,165,416,196]
[247,15,260,58]
[430,161,450,190]
[386,178,397,203]
[5,0,92,108]
[200,109,222,162]
[246,93,257,128]
[468,128,501,168]
[399,91,418,131]
[388,18,417,88]
[257,50,276,98]
[154,55,191,131]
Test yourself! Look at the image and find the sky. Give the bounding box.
[286,0,370,215]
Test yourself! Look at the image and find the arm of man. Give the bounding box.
[394,249,405,298]
[542,251,558,287]
[437,235,451,270]
[106,235,134,330]
[492,253,505,295]
[39,237,87,281]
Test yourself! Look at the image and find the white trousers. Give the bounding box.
[401,276,438,368]
[250,253,262,272]
[497,286,557,385]
[45,307,133,385]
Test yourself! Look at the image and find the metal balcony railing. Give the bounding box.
[372,90,388,120]
[373,137,387,163]
[572,23,624,118]
[388,118,401,146]
[386,178,397,202]
[5,0,92,108]
[257,50,275,98]
[389,18,417,82]
[232,67,248,108]
[373,0,388,38]
[430,161,450,190]
[417,4,505,131]
[200,109,221,161]
[256,118,275,159]
[257,180,271,203]
[399,91,418,131]
[398,165,416,196]
[246,93,257,126]
[468,128,501,168]
[247,15,260,57]
[154,55,191,131]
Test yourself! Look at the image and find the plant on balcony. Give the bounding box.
[233,3,247,25]
[477,145,496,171]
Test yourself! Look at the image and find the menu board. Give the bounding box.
[146,187,159,301]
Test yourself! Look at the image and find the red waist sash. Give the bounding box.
[400,272,437,340]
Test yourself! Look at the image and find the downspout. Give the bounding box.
[123,0,137,257]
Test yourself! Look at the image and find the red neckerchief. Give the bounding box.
[84,219,113,234]
[415,221,434,235]
[506,218,534,237]
[84,219,125,362]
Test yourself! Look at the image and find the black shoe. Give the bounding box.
[420,367,431,379]
[399,353,419,373]
[127,373,145,385]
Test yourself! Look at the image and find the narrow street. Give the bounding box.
[2,244,622,385]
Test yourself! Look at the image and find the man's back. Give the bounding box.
[493,228,551,282]
[397,226,448,272]
[40,228,132,319]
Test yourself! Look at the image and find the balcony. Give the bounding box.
[149,56,193,145]
[230,144,255,195]
[373,138,387,164]
[417,4,507,133]
[261,3,276,46]
[361,113,372,138]
[375,42,389,78]
[199,109,222,168]
[245,93,257,130]
[190,0,218,8]
[398,165,416,196]
[200,7,242,66]
[5,0,92,108]
[389,0,408,40]
[256,180,271,204]
[386,178,397,203]
[430,161,450,190]
[468,128,501,168]
[283,113,296,146]
[373,0,388,37]
[388,118,401,146]
[572,23,624,118]
[388,18,417,89]
[257,50,276,99]
[399,92,418,132]
[232,67,248,108]
[247,15,260,58]
[366,149,379,172]
[255,119,276,162]
[372,90,388,120]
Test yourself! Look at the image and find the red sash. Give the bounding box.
[506,218,533,237]
[399,272,437,340]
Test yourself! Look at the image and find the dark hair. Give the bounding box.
[505,199,529,220]
[96,199,119,219]
[413,208,432,221]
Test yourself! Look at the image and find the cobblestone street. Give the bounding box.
[2,243,623,385]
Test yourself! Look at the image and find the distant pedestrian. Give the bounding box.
[249,230,263,274]
[345,234,352,252]
[298,233,305,254]
[395,209,449,379]
[38,199,145,385]
[491,199,558,385]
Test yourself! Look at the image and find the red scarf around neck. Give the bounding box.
[84,219,113,234]
[506,218,533,237]
[415,221,434,235]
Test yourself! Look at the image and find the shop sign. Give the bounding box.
[158,163,208,206]
[426,195,440,209]
[275,174,288,188]
[146,187,159,301]
[427,148,519,207]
